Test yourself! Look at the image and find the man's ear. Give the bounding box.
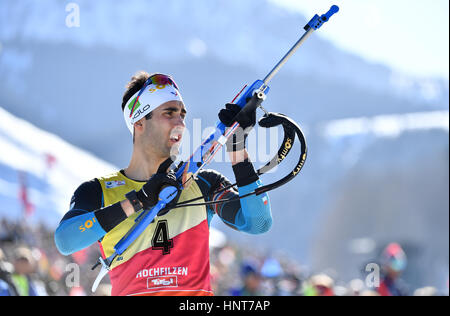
[134,118,145,133]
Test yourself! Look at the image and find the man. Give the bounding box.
[9,247,41,296]
[377,243,409,296]
[0,248,19,296]
[230,260,262,296]
[55,72,272,296]
[303,274,335,296]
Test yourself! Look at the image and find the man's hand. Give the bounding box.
[218,102,256,152]
[136,171,181,213]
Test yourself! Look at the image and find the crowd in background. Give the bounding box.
[0,218,445,296]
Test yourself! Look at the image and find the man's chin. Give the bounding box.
[168,144,181,160]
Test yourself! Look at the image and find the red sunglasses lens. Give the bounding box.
[150,74,179,90]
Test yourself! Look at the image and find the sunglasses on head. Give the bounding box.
[143,73,179,91]
[129,73,179,118]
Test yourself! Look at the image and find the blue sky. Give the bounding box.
[270,0,449,80]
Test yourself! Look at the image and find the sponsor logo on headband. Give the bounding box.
[132,104,151,121]
[128,97,141,117]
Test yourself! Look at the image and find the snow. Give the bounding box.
[323,110,449,139]
[0,106,117,225]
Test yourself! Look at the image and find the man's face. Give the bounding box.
[245,273,261,292]
[137,100,186,159]
[14,258,33,275]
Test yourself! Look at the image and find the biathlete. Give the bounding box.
[54,71,272,296]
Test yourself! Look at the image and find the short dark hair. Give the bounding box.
[122,71,153,143]
[122,70,150,111]
[121,71,154,122]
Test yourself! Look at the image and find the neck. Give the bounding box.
[124,145,168,181]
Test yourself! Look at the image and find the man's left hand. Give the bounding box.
[218,103,256,152]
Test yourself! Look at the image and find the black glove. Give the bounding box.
[218,102,256,152]
[136,167,181,215]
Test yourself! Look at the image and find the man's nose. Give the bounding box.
[175,115,185,127]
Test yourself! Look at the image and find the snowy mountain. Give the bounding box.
[0,0,447,105]
[0,106,117,226]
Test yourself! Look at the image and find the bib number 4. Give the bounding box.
[151,220,174,255]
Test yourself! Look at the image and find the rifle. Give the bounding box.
[92,5,339,292]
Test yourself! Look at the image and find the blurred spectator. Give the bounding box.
[260,257,282,279]
[69,286,86,296]
[230,260,262,296]
[413,286,438,296]
[347,278,365,296]
[303,274,335,296]
[377,243,409,296]
[275,273,302,296]
[360,290,380,296]
[0,247,19,296]
[10,246,47,296]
